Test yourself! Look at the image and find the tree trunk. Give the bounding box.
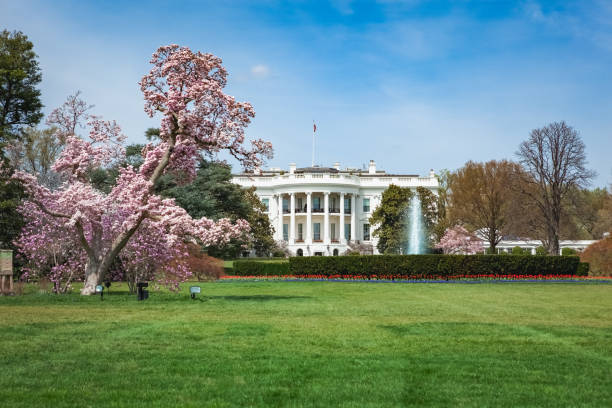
[547,224,560,255]
[80,260,102,295]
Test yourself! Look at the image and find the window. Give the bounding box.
[282,198,289,212]
[363,198,370,213]
[297,197,303,211]
[313,223,321,241]
[283,224,288,241]
[297,223,303,241]
[345,224,351,241]
[330,197,336,210]
[261,198,269,212]
[313,197,321,210]
[331,223,336,240]
[363,223,370,241]
[297,248,304,256]
[344,197,351,213]
[333,249,339,256]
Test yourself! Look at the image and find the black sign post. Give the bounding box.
[137,282,149,301]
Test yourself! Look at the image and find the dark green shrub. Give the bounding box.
[561,248,577,256]
[536,246,548,255]
[577,262,590,276]
[512,246,528,255]
[232,260,290,276]
[288,255,583,279]
[272,250,286,258]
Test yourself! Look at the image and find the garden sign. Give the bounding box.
[0,250,13,294]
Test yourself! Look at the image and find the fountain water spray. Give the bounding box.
[405,194,425,254]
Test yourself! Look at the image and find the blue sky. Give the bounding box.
[2,0,611,186]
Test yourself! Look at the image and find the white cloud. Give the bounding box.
[250,64,270,79]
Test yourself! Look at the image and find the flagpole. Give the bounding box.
[312,120,315,167]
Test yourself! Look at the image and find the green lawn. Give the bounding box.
[1,281,611,407]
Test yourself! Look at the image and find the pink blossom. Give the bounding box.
[13,45,270,295]
[435,225,484,255]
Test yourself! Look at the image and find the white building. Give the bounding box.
[492,239,596,255]
[232,160,439,256]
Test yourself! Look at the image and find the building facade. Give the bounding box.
[232,160,439,256]
[491,239,596,255]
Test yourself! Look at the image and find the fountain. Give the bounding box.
[404,193,426,254]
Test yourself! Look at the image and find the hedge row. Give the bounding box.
[232,260,290,276]
[288,255,588,279]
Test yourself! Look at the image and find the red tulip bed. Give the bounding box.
[228,255,607,283]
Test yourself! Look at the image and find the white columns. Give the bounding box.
[340,192,345,244]
[290,193,295,244]
[278,194,284,241]
[306,192,312,244]
[350,194,356,241]
[324,192,330,244]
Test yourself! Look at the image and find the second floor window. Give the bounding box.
[313,197,321,210]
[261,198,269,212]
[282,198,289,212]
[344,197,351,212]
[363,198,370,213]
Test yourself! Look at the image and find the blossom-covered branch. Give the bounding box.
[14,45,272,294]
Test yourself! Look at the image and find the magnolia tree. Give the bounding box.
[435,225,483,255]
[13,45,272,294]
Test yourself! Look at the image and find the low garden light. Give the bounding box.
[95,284,104,301]
[190,286,201,300]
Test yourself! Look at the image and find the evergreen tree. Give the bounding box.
[0,30,43,144]
[369,184,413,254]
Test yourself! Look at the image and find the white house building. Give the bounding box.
[232,160,439,256]
[491,239,596,255]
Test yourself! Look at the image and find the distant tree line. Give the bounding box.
[371,121,610,255]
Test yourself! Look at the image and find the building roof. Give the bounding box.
[295,166,339,173]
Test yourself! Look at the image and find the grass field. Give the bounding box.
[1,281,611,407]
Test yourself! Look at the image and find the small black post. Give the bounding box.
[137,282,149,301]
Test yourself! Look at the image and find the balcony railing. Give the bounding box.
[284,208,352,214]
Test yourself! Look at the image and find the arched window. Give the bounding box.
[333,249,339,256]
[297,248,304,256]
